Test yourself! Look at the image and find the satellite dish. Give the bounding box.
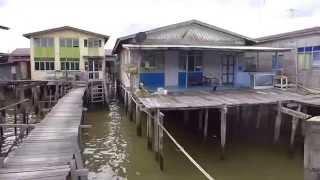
[135,32,147,43]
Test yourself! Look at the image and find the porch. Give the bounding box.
[124,44,291,92]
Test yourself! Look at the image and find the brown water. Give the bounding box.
[82,99,303,180]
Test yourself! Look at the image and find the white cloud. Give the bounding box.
[0,0,319,52]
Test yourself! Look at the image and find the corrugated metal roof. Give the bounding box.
[122,44,292,52]
[256,26,320,43]
[112,19,256,54]
[11,48,30,56]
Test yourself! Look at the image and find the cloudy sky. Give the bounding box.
[0,0,319,52]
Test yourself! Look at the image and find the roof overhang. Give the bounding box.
[23,26,109,43]
[122,44,292,52]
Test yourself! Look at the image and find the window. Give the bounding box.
[296,46,320,70]
[141,51,164,73]
[35,61,40,70]
[272,54,284,69]
[179,52,202,72]
[313,46,320,67]
[34,38,40,47]
[84,39,88,47]
[73,39,79,47]
[60,38,79,47]
[34,58,54,71]
[34,38,54,47]
[60,58,80,71]
[86,38,102,48]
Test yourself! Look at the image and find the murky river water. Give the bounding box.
[82,99,303,180]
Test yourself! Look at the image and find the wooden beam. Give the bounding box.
[0,99,29,111]
[79,125,92,129]
[0,124,36,128]
[280,106,311,120]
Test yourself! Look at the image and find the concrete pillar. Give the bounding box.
[304,116,320,180]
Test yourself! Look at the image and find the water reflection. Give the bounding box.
[83,100,128,180]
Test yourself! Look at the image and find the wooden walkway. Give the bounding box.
[0,87,87,180]
[138,88,320,110]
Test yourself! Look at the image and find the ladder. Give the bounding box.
[89,80,105,104]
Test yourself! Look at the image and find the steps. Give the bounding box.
[89,81,106,104]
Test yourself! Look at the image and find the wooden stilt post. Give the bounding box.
[198,109,203,132]
[14,106,17,137]
[274,101,282,144]
[203,108,208,141]
[301,106,308,137]
[183,111,189,126]
[0,110,5,138]
[136,104,142,136]
[147,110,153,150]
[54,84,59,101]
[124,90,127,112]
[256,105,263,129]
[128,95,132,121]
[220,105,227,160]
[35,86,40,117]
[158,110,164,171]
[154,109,159,161]
[290,104,301,153]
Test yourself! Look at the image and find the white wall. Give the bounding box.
[164,51,179,86]
[203,51,221,78]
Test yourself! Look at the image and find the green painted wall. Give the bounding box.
[34,47,55,58]
[60,47,80,58]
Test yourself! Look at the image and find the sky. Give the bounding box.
[0,0,320,52]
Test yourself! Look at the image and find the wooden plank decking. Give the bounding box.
[0,87,86,180]
[138,88,320,110]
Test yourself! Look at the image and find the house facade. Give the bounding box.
[23,26,109,81]
[113,20,289,91]
[8,48,31,80]
[255,27,320,89]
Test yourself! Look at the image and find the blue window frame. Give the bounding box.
[297,46,320,69]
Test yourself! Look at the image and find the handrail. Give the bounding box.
[0,99,29,111]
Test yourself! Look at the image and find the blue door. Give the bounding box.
[178,52,203,88]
